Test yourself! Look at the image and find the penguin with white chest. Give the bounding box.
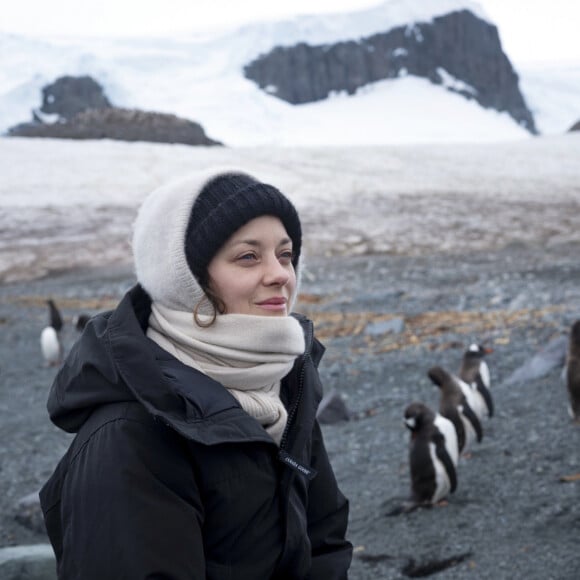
[404,402,459,507]
[459,343,494,419]
[564,320,580,422]
[40,299,63,367]
[428,366,483,455]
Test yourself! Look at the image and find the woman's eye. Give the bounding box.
[279,250,294,262]
[238,253,257,262]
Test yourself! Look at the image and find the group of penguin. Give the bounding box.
[40,299,89,366]
[402,343,493,511]
[402,320,580,511]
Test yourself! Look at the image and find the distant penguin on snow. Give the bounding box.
[459,344,494,419]
[40,299,63,367]
[564,320,580,422]
[428,366,483,455]
[404,402,458,507]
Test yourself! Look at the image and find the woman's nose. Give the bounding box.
[263,256,291,286]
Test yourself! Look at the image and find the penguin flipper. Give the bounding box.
[476,375,494,417]
[434,432,458,494]
[462,401,483,442]
[449,412,466,452]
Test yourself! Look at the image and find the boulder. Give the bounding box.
[40,75,112,120]
[14,492,46,535]
[503,334,568,386]
[317,389,351,424]
[365,317,405,336]
[0,545,56,580]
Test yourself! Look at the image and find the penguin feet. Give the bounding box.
[384,498,421,516]
[559,473,580,483]
[434,499,450,507]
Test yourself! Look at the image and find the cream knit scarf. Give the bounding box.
[147,302,306,445]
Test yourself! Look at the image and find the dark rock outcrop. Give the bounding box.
[40,75,112,120]
[244,10,536,133]
[14,492,45,535]
[569,120,580,132]
[8,75,223,146]
[9,107,223,146]
[316,389,352,424]
[503,335,567,386]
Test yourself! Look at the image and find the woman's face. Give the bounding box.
[207,215,297,316]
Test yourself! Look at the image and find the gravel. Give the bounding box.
[1,241,580,579]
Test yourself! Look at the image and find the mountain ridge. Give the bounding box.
[0,0,575,145]
[244,9,535,133]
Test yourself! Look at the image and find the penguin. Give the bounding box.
[47,298,63,332]
[456,377,486,425]
[564,320,580,422]
[459,343,494,419]
[72,313,90,332]
[40,326,62,367]
[40,299,63,367]
[404,402,458,506]
[428,366,483,455]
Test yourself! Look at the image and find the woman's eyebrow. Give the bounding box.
[230,237,292,247]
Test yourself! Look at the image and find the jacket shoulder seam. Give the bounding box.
[68,412,158,468]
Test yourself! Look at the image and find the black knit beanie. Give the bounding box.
[185,171,302,286]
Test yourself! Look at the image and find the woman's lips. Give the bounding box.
[257,297,287,311]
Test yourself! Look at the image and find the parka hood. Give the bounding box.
[47,285,164,433]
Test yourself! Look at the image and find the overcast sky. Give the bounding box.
[2,0,579,64]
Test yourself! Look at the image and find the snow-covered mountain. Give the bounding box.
[0,0,577,146]
[519,60,580,134]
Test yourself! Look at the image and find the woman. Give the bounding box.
[40,168,353,579]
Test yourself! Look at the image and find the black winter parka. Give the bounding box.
[40,285,352,579]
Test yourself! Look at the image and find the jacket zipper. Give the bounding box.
[279,319,313,453]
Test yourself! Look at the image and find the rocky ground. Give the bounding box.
[306,243,580,580]
[1,238,579,579]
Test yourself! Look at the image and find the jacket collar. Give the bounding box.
[108,285,318,447]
